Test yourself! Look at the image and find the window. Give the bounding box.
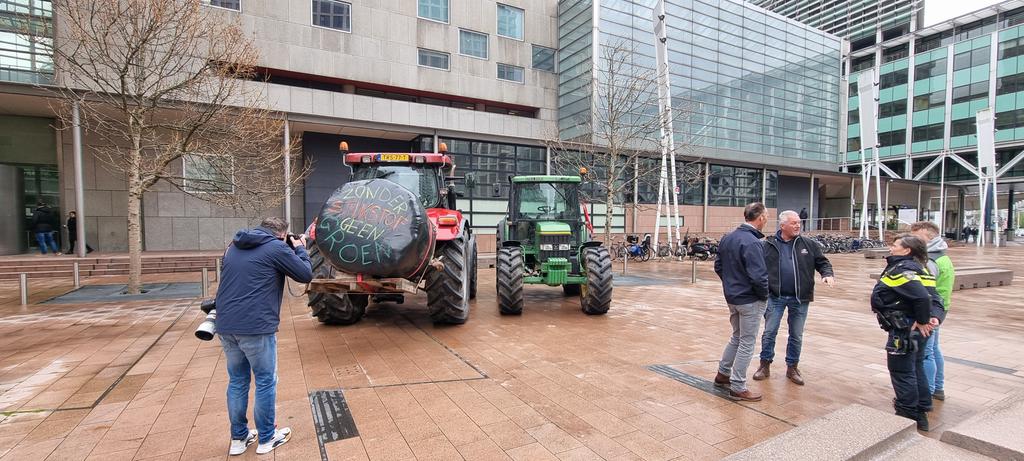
[418,0,448,22]
[998,74,1024,95]
[497,4,524,40]
[914,58,946,80]
[996,108,1024,130]
[912,123,944,142]
[848,81,858,95]
[708,165,761,207]
[848,137,862,151]
[999,38,1024,60]
[497,63,524,83]
[878,99,907,118]
[951,118,976,137]
[183,154,233,193]
[1001,7,1024,28]
[532,45,556,72]
[951,82,988,104]
[953,46,990,71]
[418,49,449,70]
[915,31,953,54]
[848,109,859,124]
[312,0,351,32]
[459,30,488,59]
[208,0,240,10]
[852,55,875,72]
[913,90,945,111]
[878,129,906,147]
[878,69,907,89]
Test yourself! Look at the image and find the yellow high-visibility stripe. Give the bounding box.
[881,275,909,287]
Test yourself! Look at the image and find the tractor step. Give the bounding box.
[308,274,420,294]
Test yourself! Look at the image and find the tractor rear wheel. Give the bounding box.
[562,284,581,296]
[496,247,524,315]
[308,242,369,325]
[468,234,478,300]
[426,237,470,324]
[580,247,612,315]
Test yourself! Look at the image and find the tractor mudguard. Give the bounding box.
[580,241,603,248]
[502,240,522,247]
[427,209,467,241]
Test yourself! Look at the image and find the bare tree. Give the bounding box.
[547,40,701,243]
[40,0,306,293]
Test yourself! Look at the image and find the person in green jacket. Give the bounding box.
[911,221,954,401]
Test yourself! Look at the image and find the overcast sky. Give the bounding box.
[925,0,1006,27]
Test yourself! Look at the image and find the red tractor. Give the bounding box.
[304,143,477,325]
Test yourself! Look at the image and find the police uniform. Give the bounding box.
[870,255,945,430]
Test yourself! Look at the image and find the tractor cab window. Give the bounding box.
[352,164,441,209]
[515,182,578,220]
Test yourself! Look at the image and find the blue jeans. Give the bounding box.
[35,232,59,254]
[922,327,944,394]
[220,333,278,444]
[759,295,809,366]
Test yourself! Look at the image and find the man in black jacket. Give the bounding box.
[31,202,61,255]
[753,210,835,385]
[713,202,770,401]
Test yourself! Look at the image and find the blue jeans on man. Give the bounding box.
[922,327,944,395]
[220,333,278,444]
[35,232,59,254]
[760,295,809,366]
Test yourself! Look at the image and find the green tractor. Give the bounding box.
[495,174,613,315]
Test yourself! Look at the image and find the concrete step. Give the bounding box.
[941,392,1024,460]
[875,435,993,460]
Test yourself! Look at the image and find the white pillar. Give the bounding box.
[808,173,815,231]
[72,101,86,257]
[283,116,291,229]
[702,162,710,233]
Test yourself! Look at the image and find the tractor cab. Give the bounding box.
[502,176,587,270]
[344,152,455,211]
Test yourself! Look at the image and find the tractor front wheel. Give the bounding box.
[580,247,612,315]
[307,242,369,325]
[426,237,471,324]
[496,247,524,315]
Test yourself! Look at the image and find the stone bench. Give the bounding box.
[867,266,1013,291]
[725,404,990,460]
[955,268,1014,290]
[864,248,890,259]
[941,392,1024,460]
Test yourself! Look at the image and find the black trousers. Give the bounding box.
[887,330,931,416]
[67,235,93,254]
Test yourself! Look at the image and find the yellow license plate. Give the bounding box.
[379,154,410,162]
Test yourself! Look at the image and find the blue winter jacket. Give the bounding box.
[215,227,313,335]
[714,224,769,305]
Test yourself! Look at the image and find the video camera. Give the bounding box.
[194,299,217,341]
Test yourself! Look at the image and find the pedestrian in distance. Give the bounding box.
[910,221,954,402]
[753,210,835,385]
[870,234,944,431]
[799,207,809,229]
[215,217,313,455]
[31,201,60,255]
[713,202,770,402]
[64,211,94,254]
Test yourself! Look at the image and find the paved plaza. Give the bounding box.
[1,245,1022,461]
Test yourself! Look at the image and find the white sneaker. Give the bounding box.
[256,427,292,455]
[229,429,258,455]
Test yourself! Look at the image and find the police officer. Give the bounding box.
[870,234,944,431]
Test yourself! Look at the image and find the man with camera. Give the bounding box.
[215,217,313,455]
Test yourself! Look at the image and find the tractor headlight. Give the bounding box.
[540,244,554,251]
[558,244,571,251]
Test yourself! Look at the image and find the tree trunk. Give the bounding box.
[126,183,144,294]
[605,188,614,244]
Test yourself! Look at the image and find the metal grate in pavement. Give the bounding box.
[310,389,359,461]
[945,356,1019,376]
[647,364,796,427]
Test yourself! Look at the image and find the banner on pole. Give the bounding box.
[857,77,878,151]
[976,108,996,172]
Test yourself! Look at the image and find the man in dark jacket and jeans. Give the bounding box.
[753,210,835,385]
[216,217,313,456]
[713,202,770,401]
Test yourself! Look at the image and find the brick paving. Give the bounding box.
[0,245,1022,460]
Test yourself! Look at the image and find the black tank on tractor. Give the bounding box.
[304,143,477,325]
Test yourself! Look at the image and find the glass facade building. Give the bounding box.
[750,0,923,42]
[0,0,53,84]
[844,5,1024,186]
[558,0,843,171]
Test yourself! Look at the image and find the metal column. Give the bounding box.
[283,116,291,228]
[72,102,86,257]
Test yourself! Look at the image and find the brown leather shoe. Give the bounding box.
[786,365,804,386]
[728,389,763,402]
[753,360,771,381]
[714,372,730,388]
